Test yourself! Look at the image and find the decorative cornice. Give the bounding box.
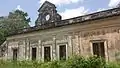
[81,28,119,37]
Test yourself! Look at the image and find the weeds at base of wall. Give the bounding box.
[0,56,120,68]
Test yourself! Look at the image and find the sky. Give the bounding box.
[0,0,120,26]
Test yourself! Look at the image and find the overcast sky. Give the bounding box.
[0,0,120,26]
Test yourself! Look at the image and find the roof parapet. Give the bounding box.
[8,7,120,36]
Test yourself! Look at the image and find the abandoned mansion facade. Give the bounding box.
[1,1,120,61]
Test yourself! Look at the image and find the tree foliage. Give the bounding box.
[0,10,30,45]
[0,29,5,45]
[5,10,30,32]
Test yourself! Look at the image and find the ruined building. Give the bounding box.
[1,1,120,61]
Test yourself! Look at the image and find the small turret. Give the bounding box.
[35,1,61,27]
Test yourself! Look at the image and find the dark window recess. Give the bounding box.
[13,49,18,60]
[32,48,37,60]
[59,45,66,60]
[93,42,105,58]
[44,46,51,62]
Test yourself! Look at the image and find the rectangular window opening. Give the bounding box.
[59,45,66,60]
[92,42,105,58]
[44,46,51,62]
[32,48,37,60]
[13,48,18,61]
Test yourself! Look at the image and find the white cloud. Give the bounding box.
[108,0,120,8]
[16,5,23,11]
[59,6,89,19]
[39,0,83,6]
[97,8,106,12]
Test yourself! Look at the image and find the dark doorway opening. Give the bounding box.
[59,45,66,60]
[92,42,105,58]
[32,48,36,60]
[44,46,51,62]
[13,48,18,61]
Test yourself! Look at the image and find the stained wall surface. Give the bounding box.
[2,16,120,61]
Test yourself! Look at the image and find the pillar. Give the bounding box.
[37,40,42,60]
[18,40,26,60]
[74,33,80,55]
[79,32,83,55]
[52,36,57,60]
[67,35,73,57]
[25,38,30,60]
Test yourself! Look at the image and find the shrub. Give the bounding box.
[0,56,120,68]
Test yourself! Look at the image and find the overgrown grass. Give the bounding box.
[0,56,120,68]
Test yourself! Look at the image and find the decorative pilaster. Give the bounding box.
[41,42,44,61]
[25,38,30,60]
[7,46,12,60]
[37,40,42,60]
[79,32,83,55]
[67,35,73,57]
[104,41,109,61]
[74,32,80,55]
[19,40,26,60]
[52,36,57,60]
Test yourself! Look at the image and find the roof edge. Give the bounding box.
[8,7,120,37]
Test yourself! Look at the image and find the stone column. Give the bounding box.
[79,32,83,55]
[52,36,57,60]
[74,33,80,55]
[41,42,44,61]
[18,41,26,60]
[37,40,42,60]
[3,43,8,60]
[104,41,109,61]
[25,38,30,60]
[67,35,73,57]
[7,46,12,60]
[115,30,120,61]
[22,40,26,60]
